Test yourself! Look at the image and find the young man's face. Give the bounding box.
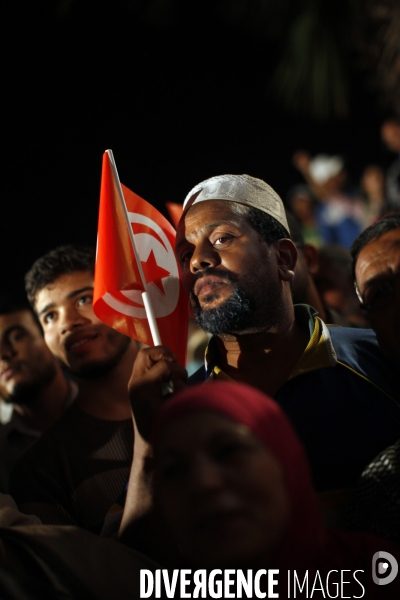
[0,310,58,403]
[355,228,400,365]
[175,201,289,335]
[35,270,131,377]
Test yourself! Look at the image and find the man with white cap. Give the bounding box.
[129,174,400,496]
[119,175,400,559]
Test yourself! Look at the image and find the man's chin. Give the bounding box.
[192,297,253,335]
[67,350,128,379]
[68,359,116,379]
[6,381,41,406]
[66,337,131,379]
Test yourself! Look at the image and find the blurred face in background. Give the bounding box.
[290,193,315,225]
[381,122,400,154]
[361,165,385,200]
[0,310,57,404]
[355,228,400,365]
[155,412,289,568]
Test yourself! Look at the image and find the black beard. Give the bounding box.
[6,363,58,407]
[190,271,255,335]
[68,336,131,380]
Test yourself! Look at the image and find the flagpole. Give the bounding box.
[106,149,162,347]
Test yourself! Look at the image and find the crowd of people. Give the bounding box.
[0,118,399,598]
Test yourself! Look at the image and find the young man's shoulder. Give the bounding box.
[11,401,133,470]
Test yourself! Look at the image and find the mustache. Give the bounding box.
[190,268,239,296]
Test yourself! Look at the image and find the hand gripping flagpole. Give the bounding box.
[106,149,163,347]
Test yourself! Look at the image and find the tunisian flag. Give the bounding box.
[93,151,189,366]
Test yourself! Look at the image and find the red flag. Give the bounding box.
[165,202,183,230]
[93,151,189,366]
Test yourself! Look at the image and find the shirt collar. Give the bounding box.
[204,304,337,383]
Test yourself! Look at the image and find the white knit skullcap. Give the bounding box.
[182,174,289,232]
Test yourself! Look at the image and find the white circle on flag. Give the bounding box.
[102,212,180,319]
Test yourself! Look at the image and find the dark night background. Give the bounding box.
[3,1,397,296]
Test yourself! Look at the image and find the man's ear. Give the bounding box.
[302,244,319,275]
[273,239,298,281]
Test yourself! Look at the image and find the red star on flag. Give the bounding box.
[94,151,189,366]
[141,249,170,294]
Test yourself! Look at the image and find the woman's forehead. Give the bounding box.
[157,411,253,452]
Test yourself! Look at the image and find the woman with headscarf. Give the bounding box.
[153,381,400,598]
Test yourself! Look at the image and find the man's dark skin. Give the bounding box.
[119,200,309,556]
[175,201,308,396]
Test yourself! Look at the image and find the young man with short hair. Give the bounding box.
[0,295,75,492]
[10,245,138,533]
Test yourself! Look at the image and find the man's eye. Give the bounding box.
[213,235,232,246]
[180,251,193,264]
[78,295,92,306]
[367,281,393,307]
[43,312,55,324]
[9,330,26,343]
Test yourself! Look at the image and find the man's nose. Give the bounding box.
[60,306,90,334]
[0,341,16,361]
[190,242,219,274]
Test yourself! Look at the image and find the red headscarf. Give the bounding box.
[154,381,400,598]
[154,380,326,569]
